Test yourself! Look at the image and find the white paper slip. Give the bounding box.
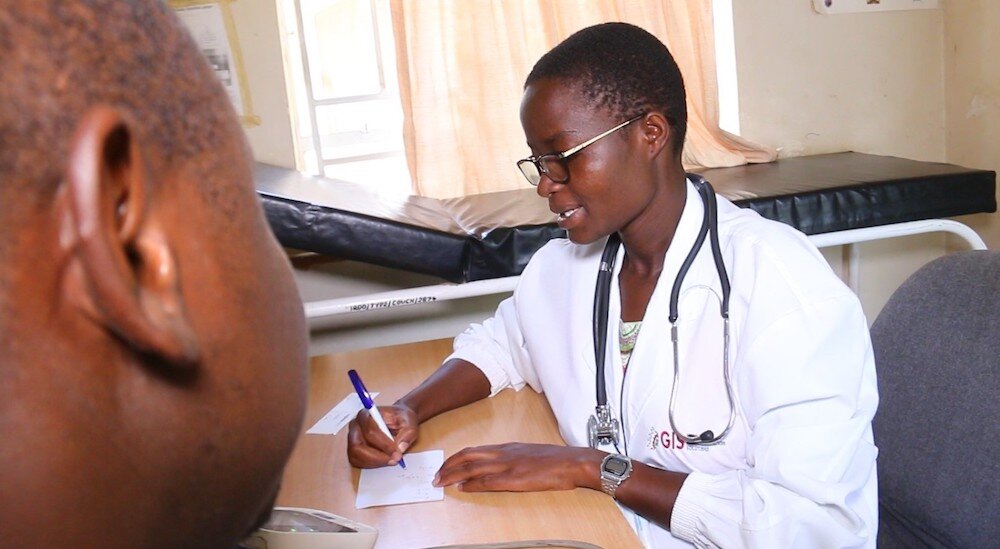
[355,450,445,509]
[306,392,379,435]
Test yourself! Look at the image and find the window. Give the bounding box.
[713,0,740,135]
[282,0,742,196]
[282,0,411,196]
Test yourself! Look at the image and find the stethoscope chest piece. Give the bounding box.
[588,404,620,448]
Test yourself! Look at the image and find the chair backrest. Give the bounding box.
[870,250,999,548]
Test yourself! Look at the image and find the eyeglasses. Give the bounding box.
[516,114,644,186]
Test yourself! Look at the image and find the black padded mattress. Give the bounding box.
[257,152,996,283]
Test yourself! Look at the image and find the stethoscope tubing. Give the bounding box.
[591,175,735,448]
[593,232,621,407]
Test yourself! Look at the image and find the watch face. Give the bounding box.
[604,457,629,476]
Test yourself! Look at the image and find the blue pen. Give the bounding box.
[348,369,406,469]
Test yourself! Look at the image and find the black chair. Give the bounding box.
[870,250,999,548]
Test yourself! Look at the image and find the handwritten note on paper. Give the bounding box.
[355,450,445,509]
[306,392,379,436]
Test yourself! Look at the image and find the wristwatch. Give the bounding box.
[599,453,632,498]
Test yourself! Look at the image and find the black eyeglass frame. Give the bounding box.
[516,114,645,187]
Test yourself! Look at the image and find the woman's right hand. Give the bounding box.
[346,358,491,468]
[346,403,419,468]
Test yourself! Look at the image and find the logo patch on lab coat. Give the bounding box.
[647,427,720,452]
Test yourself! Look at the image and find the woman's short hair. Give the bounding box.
[525,22,687,156]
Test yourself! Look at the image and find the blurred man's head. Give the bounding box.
[0,1,307,547]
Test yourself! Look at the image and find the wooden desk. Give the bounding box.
[276,339,643,549]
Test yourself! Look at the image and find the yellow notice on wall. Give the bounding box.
[169,0,260,126]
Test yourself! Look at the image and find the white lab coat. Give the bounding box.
[447,179,879,548]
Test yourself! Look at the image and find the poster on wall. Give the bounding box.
[171,1,259,125]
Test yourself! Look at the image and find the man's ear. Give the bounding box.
[62,106,201,369]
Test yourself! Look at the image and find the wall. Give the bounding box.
[732,1,950,321]
[734,2,946,162]
[231,0,298,168]
[944,0,1000,250]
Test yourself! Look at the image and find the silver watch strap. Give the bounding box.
[600,477,621,497]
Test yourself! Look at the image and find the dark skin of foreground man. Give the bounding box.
[0,2,308,548]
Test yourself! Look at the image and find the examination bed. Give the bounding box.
[256,152,996,322]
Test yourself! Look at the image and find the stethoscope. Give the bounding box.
[587,174,736,451]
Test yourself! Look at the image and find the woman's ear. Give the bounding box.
[637,112,672,159]
[61,105,201,370]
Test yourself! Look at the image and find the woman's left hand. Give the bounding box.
[433,443,603,492]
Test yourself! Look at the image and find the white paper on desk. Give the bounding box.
[356,450,444,509]
[306,392,379,435]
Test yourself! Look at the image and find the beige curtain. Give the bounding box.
[391,0,776,198]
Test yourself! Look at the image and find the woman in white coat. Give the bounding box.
[348,23,879,548]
